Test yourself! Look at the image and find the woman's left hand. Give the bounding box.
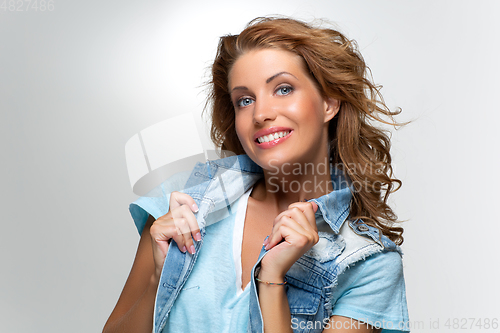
[259,201,319,280]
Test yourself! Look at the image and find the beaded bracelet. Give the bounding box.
[255,277,287,286]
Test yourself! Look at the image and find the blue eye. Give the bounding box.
[276,86,293,96]
[237,97,254,107]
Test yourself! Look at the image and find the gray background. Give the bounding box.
[1,0,499,332]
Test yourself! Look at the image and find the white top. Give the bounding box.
[233,188,252,296]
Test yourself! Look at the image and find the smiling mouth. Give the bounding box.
[256,130,291,143]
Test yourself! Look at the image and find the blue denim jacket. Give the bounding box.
[130,155,403,333]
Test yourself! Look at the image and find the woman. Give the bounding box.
[103,17,409,333]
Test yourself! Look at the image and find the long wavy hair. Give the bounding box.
[206,17,405,245]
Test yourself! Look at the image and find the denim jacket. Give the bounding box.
[129,155,403,333]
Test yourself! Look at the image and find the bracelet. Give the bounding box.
[255,277,287,286]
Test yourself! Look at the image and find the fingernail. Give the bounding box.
[181,246,187,252]
[263,236,269,246]
[195,232,201,242]
[192,203,199,213]
[190,245,196,254]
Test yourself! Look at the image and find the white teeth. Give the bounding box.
[257,131,290,143]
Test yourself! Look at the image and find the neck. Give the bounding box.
[251,157,333,212]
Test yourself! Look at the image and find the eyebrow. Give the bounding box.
[266,71,297,83]
[230,71,298,93]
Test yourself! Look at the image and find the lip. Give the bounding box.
[253,126,293,142]
[253,126,293,149]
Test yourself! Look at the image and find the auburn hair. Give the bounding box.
[206,17,405,245]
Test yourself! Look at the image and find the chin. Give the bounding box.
[251,153,299,172]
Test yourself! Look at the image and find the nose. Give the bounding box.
[252,98,277,125]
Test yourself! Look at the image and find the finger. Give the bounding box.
[278,209,310,231]
[275,206,315,232]
[266,216,308,250]
[265,222,293,251]
[266,223,314,251]
[276,203,311,222]
[170,232,188,253]
[170,191,199,213]
[173,217,196,254]
[288,202,317,224]
[150,222,178,253]
[172,204,201,242]
[151,216,190,253]
[263,210,306,248]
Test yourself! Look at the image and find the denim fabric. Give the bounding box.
[163,191,252,332]
[129,154,407,333]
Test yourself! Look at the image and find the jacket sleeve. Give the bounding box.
[129,170,192,235]
[328,251,410,332]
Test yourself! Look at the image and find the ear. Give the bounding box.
[323,97,340,123]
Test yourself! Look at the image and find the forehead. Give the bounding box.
[229,48,308,87]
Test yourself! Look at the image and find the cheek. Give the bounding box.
[289,97,324,124]
[234,116,248,148]
[234,116,242,138]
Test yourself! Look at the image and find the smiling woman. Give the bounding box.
[231,49,338,176]
[103,17,409,333]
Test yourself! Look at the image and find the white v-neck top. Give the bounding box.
[164,189,252,332]
[233,189,252,296]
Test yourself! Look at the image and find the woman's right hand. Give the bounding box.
[149,191,201,279]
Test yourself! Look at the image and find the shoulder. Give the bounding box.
[329,250,409,331]
[336,250,404,294]
[332,220,405,303]
[129,170,193,235]
[319,218,409,330]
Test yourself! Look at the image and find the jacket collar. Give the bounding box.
[182,154,352,234]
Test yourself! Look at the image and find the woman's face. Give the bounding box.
[229,48,339,172]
